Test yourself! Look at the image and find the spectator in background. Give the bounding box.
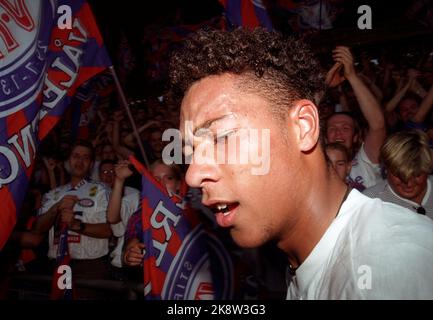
[122,160,181,268]
[325,46,386,190]
[91,144,118,181]
[324,142,366,190]
[33,140,113,299]
[104,160,140,280]
[364,130,433,219]
[385,69,433,134]
[98,159,116,187]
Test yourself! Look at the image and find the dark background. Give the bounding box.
[86,0,433,99]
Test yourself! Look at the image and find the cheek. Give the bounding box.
[343,131,354,140]
[388,177,400,189]
[165,181,176,190]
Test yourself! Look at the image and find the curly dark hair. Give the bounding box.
[169,27,324,118]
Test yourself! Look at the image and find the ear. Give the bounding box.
[290,100,320,152]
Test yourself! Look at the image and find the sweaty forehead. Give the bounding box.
[180,74,238,123]
[179,73,272,137]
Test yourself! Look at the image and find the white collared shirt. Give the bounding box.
[39,179,110,260]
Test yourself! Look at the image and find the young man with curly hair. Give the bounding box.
[169,28,433,299]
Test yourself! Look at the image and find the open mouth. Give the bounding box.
[209,202,239,227]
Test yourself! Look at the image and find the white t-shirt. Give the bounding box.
[109,186,140,268]
[39,179,110,260]
[349,143,382,190]
[286,189,433,299]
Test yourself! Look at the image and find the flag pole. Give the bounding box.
[109,66,150,168]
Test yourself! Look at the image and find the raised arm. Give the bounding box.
[412,82,433,124]
[333,46,386,163]
[385,78,413,113]
[107,160,133,224]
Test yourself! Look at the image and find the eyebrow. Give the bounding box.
[192,114,232,136]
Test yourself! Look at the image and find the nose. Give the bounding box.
[405,178,416,188]
[185,154,220,188]
[334,127,343,137]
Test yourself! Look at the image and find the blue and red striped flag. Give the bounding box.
[219,0,273,30]
[70,70,114,140]
[129,156,234,300]
[0,0,111,249]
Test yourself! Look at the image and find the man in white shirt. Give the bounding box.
[170,27,433,299]
[364,130,433,219]
[34,140,113,299]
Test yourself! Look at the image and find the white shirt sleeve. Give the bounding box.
[111,190,140,237]
[350,143,382,189]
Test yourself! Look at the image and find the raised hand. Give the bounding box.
[114,160,134,181]
[43,157,57,172]
[332,46,356,80]
[325,62,345,88]
[57,195,78,212]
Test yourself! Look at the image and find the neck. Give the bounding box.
[70,176,85,187]
[277,156,348,270]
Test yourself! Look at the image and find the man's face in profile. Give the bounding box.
[179,73,305,249]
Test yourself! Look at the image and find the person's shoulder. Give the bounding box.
[85,179,110,196]
[87,179,109,189]
[362,180,387,197]
[124,186,140,197]
[44,183,68,198]
[335,192,433,298]
[122,186,141,207]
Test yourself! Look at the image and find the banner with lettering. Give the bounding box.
[129,155,234,300]
[0,0,111,249]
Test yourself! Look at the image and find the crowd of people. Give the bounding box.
[1,26,433,300]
